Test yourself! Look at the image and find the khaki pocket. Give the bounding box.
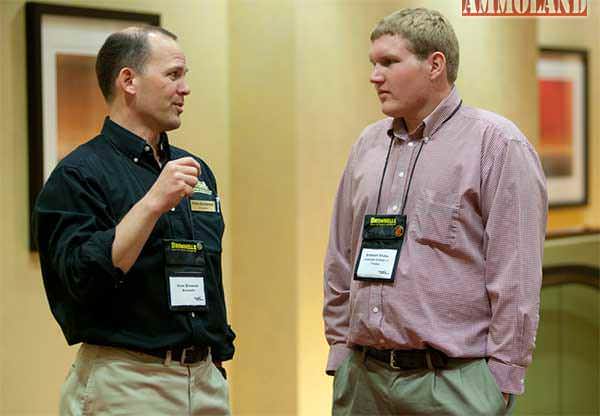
[332,351,355,399]
[480,360,507,409]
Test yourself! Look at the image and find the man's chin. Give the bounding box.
[163,118,182,132]
[380,105,403,119]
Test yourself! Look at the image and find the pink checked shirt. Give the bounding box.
[323,88,547,394]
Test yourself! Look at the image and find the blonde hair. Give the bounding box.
[371,8,459,84]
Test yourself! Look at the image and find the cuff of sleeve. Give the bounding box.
[211,325,236,362]
[488,357,527,395]
[86,228,126,288]
[326,344,353,375]
[211,346,234,362]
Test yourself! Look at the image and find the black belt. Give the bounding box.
[362,347,448,370]
[142,345,210,365]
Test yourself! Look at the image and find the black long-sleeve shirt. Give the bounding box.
[33,118,235,361]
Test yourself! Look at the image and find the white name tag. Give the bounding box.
[356,248,398,280]
[169,276,206,307]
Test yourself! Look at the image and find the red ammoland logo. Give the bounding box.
[462,0,588,16]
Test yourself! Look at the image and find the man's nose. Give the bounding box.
[179,80,191,96]
[370,66,384,84]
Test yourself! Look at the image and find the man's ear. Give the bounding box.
[428,51,447,82]
[116,67,137,96]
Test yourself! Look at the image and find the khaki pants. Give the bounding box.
[60,344,230,416]
[333,349,515,416]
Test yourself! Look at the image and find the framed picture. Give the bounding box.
[26,2,160,247]
[537,48,588,207]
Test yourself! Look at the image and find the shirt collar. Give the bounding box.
[102,117,171,162]
[387,86,461,142]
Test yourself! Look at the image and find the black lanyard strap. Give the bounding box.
[374,100,463,215]
[375,137,394,214]
[400,140,425,215]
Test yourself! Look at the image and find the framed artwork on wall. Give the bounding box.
[537,48,588,208]
[26,2,160,248]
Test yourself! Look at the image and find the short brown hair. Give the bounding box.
[371,8,459,84]
[96,26,177,101]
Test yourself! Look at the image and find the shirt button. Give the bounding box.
[133,157,139,163]
[399,171,405,178]
[372,307,379,313]
[408,142,414,147]
[392,205,398,211]
[520,379,524,384]
[170,207,176,212]
[144,145,151,152]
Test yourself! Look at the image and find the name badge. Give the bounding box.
[164,239,209,312]
[191,200,216,212]
[356,248,398,280]
[354,214,406,282]
[169,274,206,308]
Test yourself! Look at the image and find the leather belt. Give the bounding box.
[362,347,448,370]
[143,345,210,365]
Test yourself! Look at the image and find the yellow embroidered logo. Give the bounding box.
[170,242,197,252]
[370,217,397,226]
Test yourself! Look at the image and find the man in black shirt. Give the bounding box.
[33,26,234,415]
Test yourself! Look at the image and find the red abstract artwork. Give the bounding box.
[539,79,573,177]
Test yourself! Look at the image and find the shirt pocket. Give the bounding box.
[413,188,460,249]
[189,193,224,252]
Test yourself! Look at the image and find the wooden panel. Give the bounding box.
[560,285,599,414]
[517,285,599,415]
[543,234,599,268]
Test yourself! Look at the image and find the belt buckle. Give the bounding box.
[180,346,195,365]
[389,351,402,369]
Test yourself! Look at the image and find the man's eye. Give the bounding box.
[168,72,178,80]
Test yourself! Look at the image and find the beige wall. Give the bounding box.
[229,0,298,414]
[0,7,5,411]
[0,0,230,414]
[1,0,597,415]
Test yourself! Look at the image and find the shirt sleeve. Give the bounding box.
[323,144,358,374]
[480,132,548,394]
[33,165,125,305]
[211,325,236,362]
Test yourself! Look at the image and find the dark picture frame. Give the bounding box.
[537,48,589,208]
[26,2,160,248]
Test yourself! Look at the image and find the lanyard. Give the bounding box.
[374,100,463,215]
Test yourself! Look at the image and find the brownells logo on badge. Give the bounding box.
[394,225,405,237]
[170,242,198,253]
[370,217,397,226]
[461,0,588,16]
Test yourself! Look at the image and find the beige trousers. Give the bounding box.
[333,349,515,416]
[60,344,230,416]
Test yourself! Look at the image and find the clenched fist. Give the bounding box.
[145,157,201,214]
